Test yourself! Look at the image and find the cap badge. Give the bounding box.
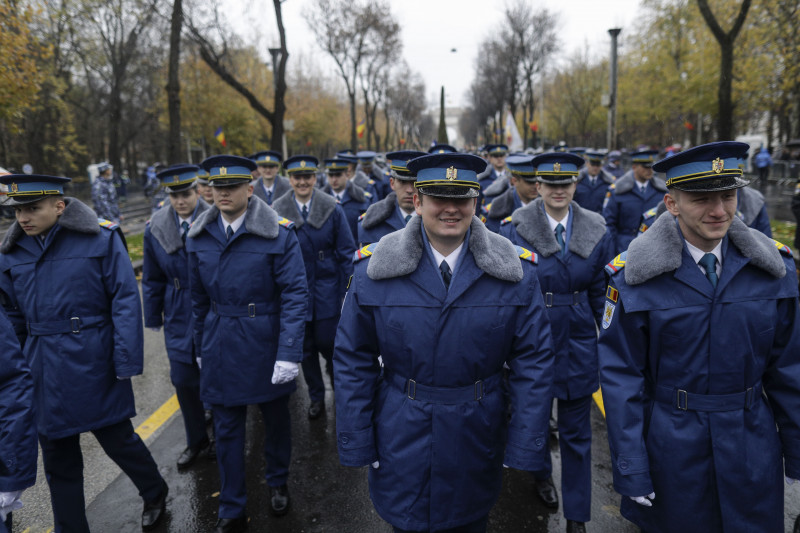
[712,157,724,174]
[220,167,227,175]
[553,163,561,172]
[300,160,307,168]
[10,183,18,193]
[446,167,457,181]
[173,176,180,183]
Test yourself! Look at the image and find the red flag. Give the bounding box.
[684,121,694,131]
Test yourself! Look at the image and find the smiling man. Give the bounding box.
[334,152,554,533]
[598,142,800,533]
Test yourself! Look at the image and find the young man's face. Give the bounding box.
[258,164,279,181]
[536,181,576,212]
[15,197,65,236]
[664,188,738,252]
[414,193,475,244]
[326,171,348,192]
[489,153,506,171]
[212,182,253,220]
[390,178,416,211]
[633,163,653,182]
[288,172,316,201]
[197,182,214,204]
[510,175,538,204]
[586,160,602,177]
[168,188,199,218]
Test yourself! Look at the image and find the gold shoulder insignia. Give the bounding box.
[604,252,627,275]
[358,213,366,221]
[500,216,513,226]
[774,240,793,258]
[364,191,372,198]
[97,218,119,230]
[516,245,538,265]
[277,217,295,229]
[353,243,376,262]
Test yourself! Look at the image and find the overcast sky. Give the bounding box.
[225,0,643,108]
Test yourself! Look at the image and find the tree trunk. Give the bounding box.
[166,0,183,165]
[349,91,357,151]
[109,71,123,169]
[272,0,288,154]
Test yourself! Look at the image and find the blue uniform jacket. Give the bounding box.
[357,192,408,246]
[271,190,355,322]
[501,200,613,399]
[573,168,615,213]
[0,308,37,492]
[142,199,210,363]
[323,181,373,242]
[334,216,554,531]
[352,171,381,200]
[602,172,667,255]
[0,199,143,439]
[186,197,308,405]
[598,214,800,532]
[251,175,292,206]
[484,187,522,233]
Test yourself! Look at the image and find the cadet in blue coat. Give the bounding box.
[334,153,555,533]
[357,150,424,246]
[357,151,390,200]
[573,150,615,213]
[321,158,372,241]
[598,142,800,533]
[143,165,212,469]
[337,152,379,199]
[91,162,121,223]
[602,149,666,255]
[0,308,36,533]
[500,153,613,533]
[186,155,308,532]
[272,155,356,420]
[479,144,508,192]
[603,150,625,178]
[249,150,291,206]
[0,174,168,532]
[484,154,538,233]
[427,143,457,154]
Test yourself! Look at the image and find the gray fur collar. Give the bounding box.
[578,168,615,185]
[361,192,397,229]
[366,215,523,282]
[324,181,368,204]
[1,197,99,254]
[625,214,785,285]
[352,171,371,190]
[187,195,279,240]
[511,198,607,258]
[483,175,509,197]
[613,173,667,195]
[738,187,764,225]
[271,189,336,229]
[150,199,210,254]
[487,187,518,219]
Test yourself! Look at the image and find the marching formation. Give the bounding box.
[0,140,798,533]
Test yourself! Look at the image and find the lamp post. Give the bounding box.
[607,28,621,151]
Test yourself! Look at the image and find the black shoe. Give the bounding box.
[205,409,213,425]
[214,516,248,533]
[269,485,290,516]
[177,439,210,469]
[566,520,586,533]
[534,477,559,509]
[141,480,168,531]
[307,401,324,420]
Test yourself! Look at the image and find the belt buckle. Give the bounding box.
[71,316,81,334]
[174,278,181,290]
[318,251,325,260]
[544,292,553,307]
[572,291,580,305]
[407,379,416,400]
[248,303,256,318]
[474,380,484,401]
[677,389,688,410]
[745,387,754,409]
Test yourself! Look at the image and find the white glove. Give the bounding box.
[196,357,202,369]
[0,490,23,521]
[147,327,161,332]
[630,492,656,507]
[787,476,798,485]
[271,361,299,384]
[371,461,380,469]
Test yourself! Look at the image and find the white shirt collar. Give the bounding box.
[686,240,723,276]
[295,197,311,212]
[398,206,414,219]
[221,212,246,235]
[430,241,465,276]
[545,210,568,233]
[261,179,274,193]
[178,215,192,226]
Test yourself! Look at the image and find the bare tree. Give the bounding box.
[166,0,183,164]
[386,63,426,148]
[358,17,400,150]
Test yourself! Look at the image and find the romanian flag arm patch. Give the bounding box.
[516,245,538,265]
[98,218,119,231]
[774,240,793,258]
[604,252,627,276]
[353,243,376,262]
[606,285,619,303]
[277,217,295,230]
[500,216,513,226]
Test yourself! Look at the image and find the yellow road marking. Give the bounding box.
[134,394,180,441]
[593,387,605,418]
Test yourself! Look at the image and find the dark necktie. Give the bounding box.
[439,260,452,290]
[555,223,565,257]
[404,214,412,224]
[302,205,309,221]
[699,253,718,288]
[181,221,189,244]
[226,225,234,240]
[589,177,596,186]
[267,189,273,204]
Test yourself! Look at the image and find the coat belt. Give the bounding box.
[543,290,588,307]
[653,382,762,412]
[210,301,275,317]
[384,371,501,404]
[27,314,109,336]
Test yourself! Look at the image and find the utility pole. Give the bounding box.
[607,28,621,151]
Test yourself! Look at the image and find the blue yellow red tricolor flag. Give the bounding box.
[214,127,227,147]
[356,118,366,139]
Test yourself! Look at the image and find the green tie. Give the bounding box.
[698,253,718,288]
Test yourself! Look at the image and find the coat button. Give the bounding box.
[341,436,349,444]
[287,337,293,346]
[534,438,543,447]
[619,460,628,470]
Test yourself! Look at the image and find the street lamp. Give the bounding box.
[607,28,621,151]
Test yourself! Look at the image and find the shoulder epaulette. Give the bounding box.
[277,217,295,230]
[353,243,376,262]
[643,207,657,218]
[157,199,166,208]
[604,252,627,276]
[774,240,793,258]
[500,216,513,226]
[515,245,538,265]
[368,179,375,185]
[364,191,372,198]
[358,213,366,221]
[98,218,119,231]
[145,219,151,227]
